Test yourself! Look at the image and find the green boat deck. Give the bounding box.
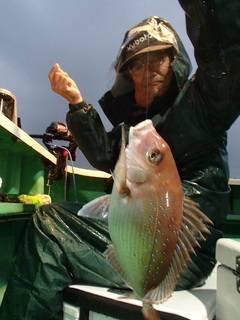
[0,112,240,308]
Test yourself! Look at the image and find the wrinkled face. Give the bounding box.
[128,50,173,102]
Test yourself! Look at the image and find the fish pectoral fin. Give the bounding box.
[113,163,130,195]
[105,245,129,285]
[77,194,110,221]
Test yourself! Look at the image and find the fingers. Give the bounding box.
[49,64,68,88]
[48,63,83,104]
[49,64,70,92]
[48,63,60,82]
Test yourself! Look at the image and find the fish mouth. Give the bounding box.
[130,119,153,134]
[129,119,155,145]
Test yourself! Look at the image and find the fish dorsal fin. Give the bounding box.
[144,196,212,304]
[113,124,130,195]
[77,194,110,221]
[167,197,212,284]
[105,245,130,287]
[171,196,212,273]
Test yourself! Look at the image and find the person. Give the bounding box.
[1,1,240,319]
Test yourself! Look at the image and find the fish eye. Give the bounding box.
[146,148,163,164]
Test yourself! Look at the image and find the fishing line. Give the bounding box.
[59,145,78,203]
[145,31,151,121]
[64,169,67,201]
[49,145,78,203]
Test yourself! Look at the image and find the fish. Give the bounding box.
[78,119,212,320]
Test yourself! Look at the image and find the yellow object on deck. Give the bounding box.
[18,194,51,205]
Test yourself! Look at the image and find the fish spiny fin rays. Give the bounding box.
[169,197,213,284]
[168,197,212,282]
[105,245,129,285]
[77,194,110,221]
[144,197,212,304]
[183,197,213,228]
[113,124,130,195]
[182,196,212,245]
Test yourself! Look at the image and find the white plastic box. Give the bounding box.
[216,238,240,320]
[63,269,217,320]
[63,303,80,320]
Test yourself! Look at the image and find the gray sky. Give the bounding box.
[1,0,239,177]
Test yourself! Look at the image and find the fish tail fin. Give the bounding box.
[142,302,160,320]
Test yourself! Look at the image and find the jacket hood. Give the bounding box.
[99,16,192,125]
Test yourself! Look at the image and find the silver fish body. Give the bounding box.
[78,119,211,307]
[107,119,211,304]
[108,119,184,299]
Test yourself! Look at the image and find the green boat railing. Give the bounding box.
[0,112,110,303]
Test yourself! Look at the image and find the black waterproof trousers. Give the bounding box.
[0,201,220,320]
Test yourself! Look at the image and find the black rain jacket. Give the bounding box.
[67,2,240,229]
[67,1,240,287]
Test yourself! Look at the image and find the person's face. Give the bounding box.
[128,50,174,101]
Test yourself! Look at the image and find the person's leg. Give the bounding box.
[0,202,125,320]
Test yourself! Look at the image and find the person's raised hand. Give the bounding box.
[48,63,83,105]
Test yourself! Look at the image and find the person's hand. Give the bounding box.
[48,63,83,105]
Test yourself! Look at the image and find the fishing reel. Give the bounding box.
[43,122,78,182]
[43,122,77,157]
[31,122,78,183]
